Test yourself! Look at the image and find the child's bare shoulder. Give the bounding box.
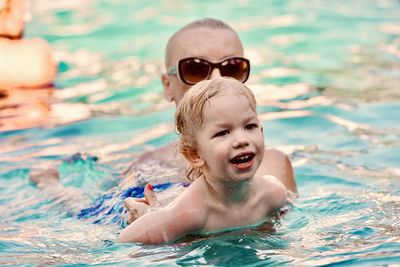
[168,179,209,227]
[186,179,212,211]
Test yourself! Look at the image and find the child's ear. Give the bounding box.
[182,147,205,168]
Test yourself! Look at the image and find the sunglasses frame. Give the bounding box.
[167,56,250,85]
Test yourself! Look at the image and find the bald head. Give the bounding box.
[161,18,244,105]
[165,18,240,68]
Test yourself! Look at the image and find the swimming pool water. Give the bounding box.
[1,0,399,265]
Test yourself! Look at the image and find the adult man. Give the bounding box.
[158,18,296,193]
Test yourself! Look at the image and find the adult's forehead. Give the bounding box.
[166,27,244,67]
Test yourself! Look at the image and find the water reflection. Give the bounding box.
[0,87,53,132]
[0,86,95,132]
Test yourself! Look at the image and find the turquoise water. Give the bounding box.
[1,0,400,265]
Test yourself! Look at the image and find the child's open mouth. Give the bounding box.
[230,152,255,170]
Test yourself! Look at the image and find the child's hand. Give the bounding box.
[124,183,158,224]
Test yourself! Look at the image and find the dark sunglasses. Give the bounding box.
[167,57,250,85]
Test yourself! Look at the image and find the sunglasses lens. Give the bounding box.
[220,58,250,83]
[179,58,210,85]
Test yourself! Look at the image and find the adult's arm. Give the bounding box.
[256,148,297,194]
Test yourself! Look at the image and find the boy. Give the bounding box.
[118,77,287,244]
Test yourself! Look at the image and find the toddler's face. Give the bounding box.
[195,89,264,183]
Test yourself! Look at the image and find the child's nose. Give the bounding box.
[232,131,249,148]
[209,68,222,79]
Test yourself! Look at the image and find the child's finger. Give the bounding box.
[123,197,137,211]
[134,198,149,204]
[144,183,158,207]
[124,197,150,223]
[124,197,148,213]
[123,198,137,224]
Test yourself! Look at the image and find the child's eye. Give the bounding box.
[214,130,230,138]
[245,123,258,130]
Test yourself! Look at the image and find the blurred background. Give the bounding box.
[0,0,399,265]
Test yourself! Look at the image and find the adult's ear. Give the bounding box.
[161,74,173,102]
[182,148,205,168]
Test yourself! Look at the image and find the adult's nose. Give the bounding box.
[210,67,222,79]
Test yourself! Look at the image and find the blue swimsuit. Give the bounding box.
[77,183,175,227]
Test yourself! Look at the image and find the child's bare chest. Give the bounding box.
[204,199,270,232]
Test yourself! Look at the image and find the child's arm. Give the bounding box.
[118,192,206,244]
